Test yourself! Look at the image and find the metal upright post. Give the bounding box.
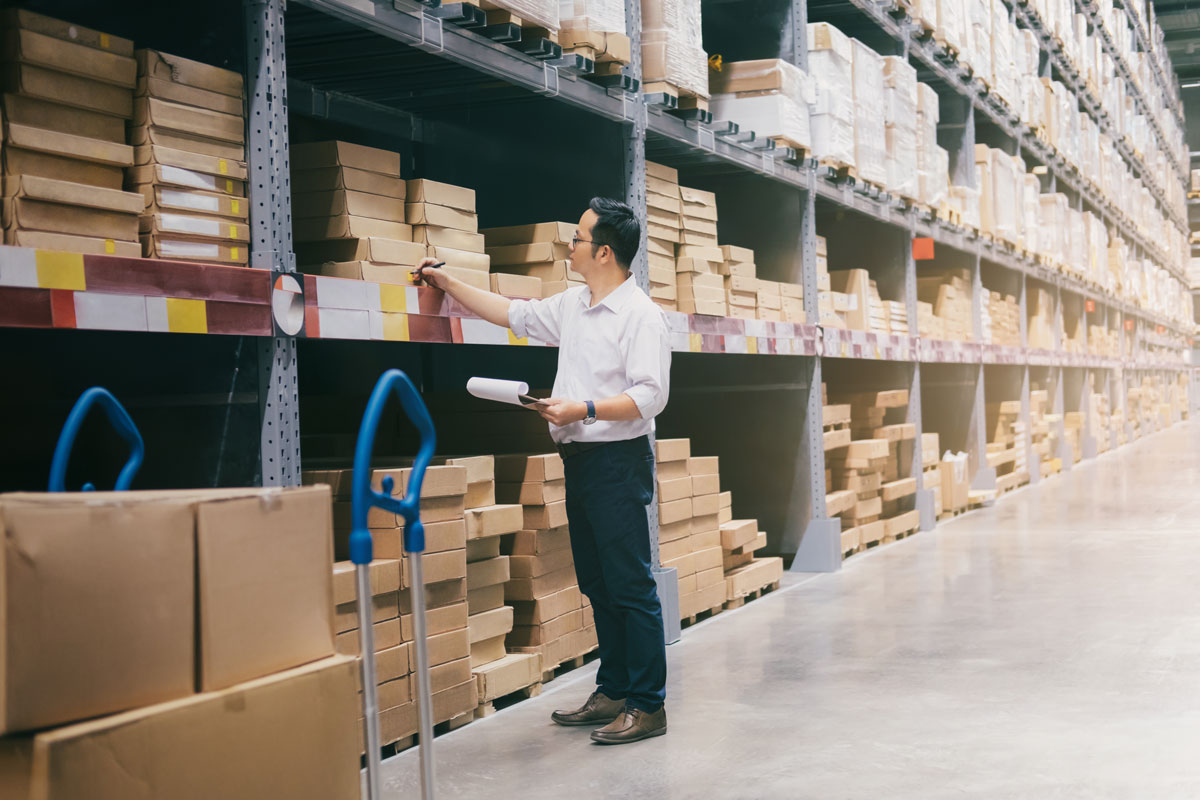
[1020,272,1038,484]
[906,221,934,530]
[789,187,841,573]
[623,0,679,643]
[246,0,301,487]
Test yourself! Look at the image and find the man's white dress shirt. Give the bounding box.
[508,274,671,443]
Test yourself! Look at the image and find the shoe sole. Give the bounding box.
[589,726,667,745]
[551,715,620,727]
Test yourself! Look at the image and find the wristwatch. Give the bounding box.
[582,400,598,425]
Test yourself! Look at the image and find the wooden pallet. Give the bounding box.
[474,681,543,719]
[819,160,857,183]
[434,710,475,735]
[643,81,708,111]
[681,602,723,628]
[541,650,597,684]
[724,580,780,610]
[768,136,811,163]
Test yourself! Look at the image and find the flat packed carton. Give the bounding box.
[6,229,141,256]
[132,96,243,143]
[5,9,134,55]
[293,189,405,222]
[5,63,134,117]
[0,657,360,800]
[136,49,244,97]
[407,178,475,211]
[5,121,133,168]
[1,92,124,142]
[136,74,244,116]
[293,166,405,197]
[293,140,401,175]
[406,202,478,231]
[138,185,248,219]
[6,27,137,87]
[127,122,244,161]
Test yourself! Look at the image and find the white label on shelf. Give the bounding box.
[160,165,221,192]
[158,239,219,259]
[74,292,148,332]
[162,188,219,214]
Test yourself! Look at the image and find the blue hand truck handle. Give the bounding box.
[350,369,437,565]
[48,387,144,492]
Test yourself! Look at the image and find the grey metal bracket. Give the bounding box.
[712,119,739,136]
[655,567,681,644]
[791,518,843,573]
[643,91,678,111]
[549,52,591,72]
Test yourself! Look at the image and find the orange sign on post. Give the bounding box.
[912,237,935,261]
[1085,299,1095,313]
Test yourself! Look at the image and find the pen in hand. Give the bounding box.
[411,261,446,286]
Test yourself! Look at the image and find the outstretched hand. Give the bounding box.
[538,398,588,426]
[411,257,448,289]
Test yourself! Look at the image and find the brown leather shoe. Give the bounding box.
[550,691,625,727]
[589,706,667,744]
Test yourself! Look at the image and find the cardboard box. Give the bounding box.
[127,164,244,198]
[426,628,471,667]
[720,519,758,551]
[0,493,196,734]
[504,566,577,602]
[128,120,244,161]
[412,225,485,252]
[658,476,693,503]
[3,63,132,118]
[5,120,132,168]
[294,214,411,242]
[335,617,402,655]
[693,546,724,573]
[406,179,475,212]
[495,453,564,483]
[295,236,426,266]
[486,241,571,265]
[332,559,401,605]
[427,244,490,271]
[481,221,573,245]
[496,480,566,506]
[467,606,514,644]
[6,27,136,87]
[4,197,138,242]
[467,583,506,615]
[317,261,414,286]
[400,602,469,642]
[470,635,507,668]
[375,675,412,710]
[405,202,478,232]
[655,438,691,462]
[523,500,568,530]
[475,652,542,702]
[136,49,244,97]
[491,272,542,298]
[132,96,243,143]
[292,166,405,198]
[400,548,467,589]
[293,189,405,223]
[292,140,400,175]
[508,547,575,579]
[333,592,399,634]
[142,236,247,264]
[691,473,719,496]
[502,525,571,555]
[658,497,693,525]
[432,680,477,725]
[398,579,466,613]
[140,211,249,243]
[690,528,721,551]
[4,229,139,256]
[137,185,248,219]
[510,586,582,626]
[0,657,360,800]
[465,504,524,540]
[137,74,244,115]
[194,487,336,690]
[658,517,691,543]
[5,9,134,56]
[466,536,501,562]
[692,492,720,517]
[1,92,124,143]
[508,609,583,646]
[133,143,247,179]
[465,555,511,589]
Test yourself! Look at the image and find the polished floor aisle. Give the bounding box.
[381,423,1200,799]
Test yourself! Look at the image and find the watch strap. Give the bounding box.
[585,400,596,423]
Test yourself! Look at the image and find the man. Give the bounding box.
[413,197,671,745]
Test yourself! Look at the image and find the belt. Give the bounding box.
[556,435,647,460]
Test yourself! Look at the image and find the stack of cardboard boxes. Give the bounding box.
[850,38,888,188]
[984,291,1021,346]
[646,160,681,311]
[1029,388,1061,477]
[708,59,814,153]
[807,23,856,171]
[722,244,758,321]
[483,221,581,299]
[1026,285,1056,350]
[2,10,144,257]
[455,456,541,714]
[497,453,598,676]
[882,56,918,202]
[917,268,973,341]
[916,82,949,210]
[721,521,783,606]
[921,431,942,517]
[1063,412,1084,464]
[0,487,360,797]
[292,142,421,282]
[132,49,249,265]
[986,399,1029,493]
[828,389,919,550]
[654,438,728,619]
[309,463,480,737]
[408,178,488,288]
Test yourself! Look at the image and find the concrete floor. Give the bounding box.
[380,422,1200,799]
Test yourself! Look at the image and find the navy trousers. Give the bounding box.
[562,435,667,712]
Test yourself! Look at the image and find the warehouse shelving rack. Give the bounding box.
[0,0,1190,598]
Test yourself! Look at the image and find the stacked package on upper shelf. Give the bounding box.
[814,235,844,328]
[1026,285,1056,349]
[1,10,143,256]
[807,23,856,171]
[646,160,680,311]
[408,178,489,289]
[917,268,972,341]
[882,56,918,202]
[721,244,757,321]
[640,0,708,106]
[497,453,598,675]
[947,179,981,232]
[131,49,249,265]
[828,269,869,331]
[708,59,813,153]
[291,142,421,283]
[989,0,1019,110]
[916,84,949,210]
[986,399,1029,494]
[1090,385,1110,455]
[985,291,1020,346]
[849,38,888,188]
[1062,299,1086,354]
[974,145,1019,247]
[484,222,579,299]
[558,0,630,72]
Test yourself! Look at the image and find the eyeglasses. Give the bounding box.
[570,235,593,247]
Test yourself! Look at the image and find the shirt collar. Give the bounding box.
[579,274,637,313]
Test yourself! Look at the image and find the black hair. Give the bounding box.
[587,197,640,270]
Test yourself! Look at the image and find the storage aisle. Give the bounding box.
[381,422,1200,798]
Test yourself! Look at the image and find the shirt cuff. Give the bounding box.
[507,299,529,339]
[623,384,660,420]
